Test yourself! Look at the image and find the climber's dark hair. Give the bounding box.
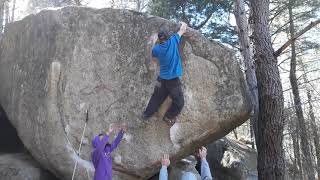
[158,30,169,43]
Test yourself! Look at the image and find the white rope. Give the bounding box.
[86,168,90,180]
[71,122,87,180]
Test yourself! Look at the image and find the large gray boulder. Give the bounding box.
[0,153,58,180]
[0,7,251,179]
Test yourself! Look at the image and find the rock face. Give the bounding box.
[0,7,251,179]
[203,138,257,180]
[0,153,58,180]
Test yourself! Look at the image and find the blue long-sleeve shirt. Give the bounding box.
[152,33,183,80]
[159,159,213,180]
[200,159,213,180]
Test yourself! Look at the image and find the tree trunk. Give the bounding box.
[234,0,258,150]
[301,62,320,179]
[288,0,315,179]
[110,0,115,8]
[249,0,285,179]
[136,0,142,11]
[0,0,4,34]
[4,0,9,26]
[289,92,303,180]
[11,0,15,21]
[292,130,303,179]
[307,90,320,180]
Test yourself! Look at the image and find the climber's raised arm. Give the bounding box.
[149,34,159,68]
[96,124,114,152]
[199,147,214,180]
[151,56,159,68]
[177,22,188,37]
[109,123,126,152]
[159,154,170,180]
[151,43,159,69]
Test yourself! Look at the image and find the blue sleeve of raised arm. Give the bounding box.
[110,130,124,152]
[201,159,213,180]
[170,33,181,44]
[159,166,168,180]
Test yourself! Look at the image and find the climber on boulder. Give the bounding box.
[142,22,187,126]
[91,123,127,180]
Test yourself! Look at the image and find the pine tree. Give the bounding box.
[147,0,236,46]
[0,0,4,34]
[270,0,320,179]
[250,0,285,178]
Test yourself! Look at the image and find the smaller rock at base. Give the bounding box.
[0,153,58,180]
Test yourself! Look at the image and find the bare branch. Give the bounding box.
[11,0,15,21]
[297,69,320,80]
[194,11,214,30]
[278,53,305,67]
[271,7,320,37]
[269,4,287,25]
[284,98,320,109]
[274,19,320,57]
[283,77,320,92]
[278,64,290,73]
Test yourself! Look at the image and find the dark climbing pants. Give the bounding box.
[144,77,184,119]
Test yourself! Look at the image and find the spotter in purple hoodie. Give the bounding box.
[91,130,124,180]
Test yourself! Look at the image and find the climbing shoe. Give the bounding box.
[162,116,176,127]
